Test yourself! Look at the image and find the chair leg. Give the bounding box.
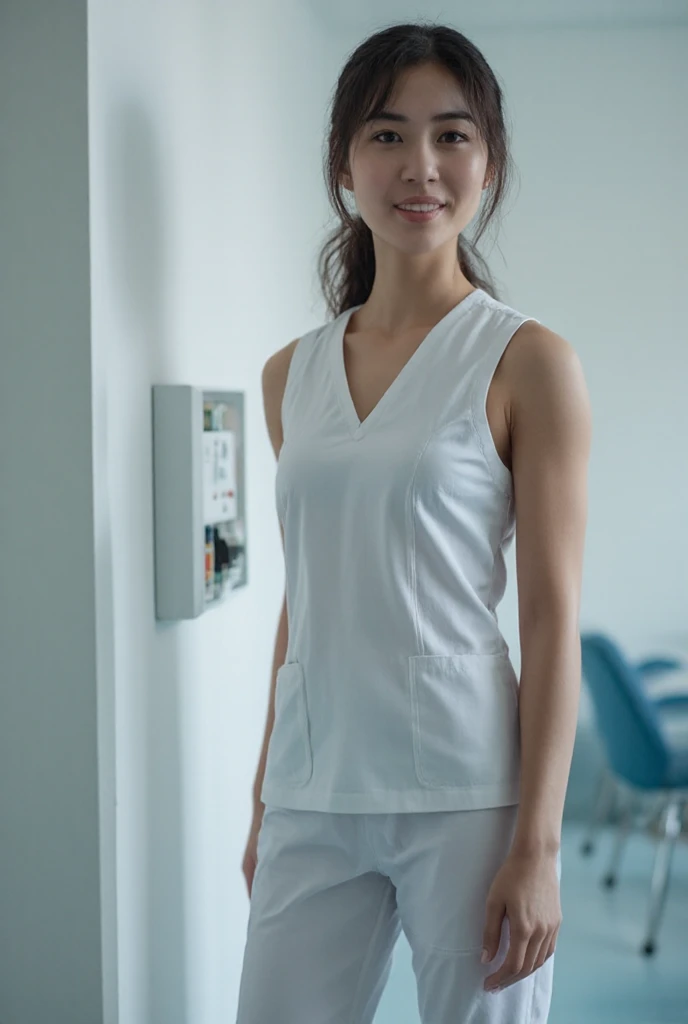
[601,787,636,888]
[581,768,617,856]
[641,797,684,956]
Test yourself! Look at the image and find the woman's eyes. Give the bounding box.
[372,130,468,144]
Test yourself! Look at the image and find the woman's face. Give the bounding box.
[341,62,492,256]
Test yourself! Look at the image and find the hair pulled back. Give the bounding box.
[317,22,514,318]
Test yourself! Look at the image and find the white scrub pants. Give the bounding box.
[236,803,562,1023]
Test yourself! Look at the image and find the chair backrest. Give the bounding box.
[580,632,669,787]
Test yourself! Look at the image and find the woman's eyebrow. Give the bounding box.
[365,109,476,125]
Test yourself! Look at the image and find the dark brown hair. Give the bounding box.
[317,22,514,318]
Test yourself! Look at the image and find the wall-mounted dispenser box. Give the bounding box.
[152,386,247,620]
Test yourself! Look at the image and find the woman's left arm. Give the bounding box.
[509,322,592,858]
[481,321,592,992]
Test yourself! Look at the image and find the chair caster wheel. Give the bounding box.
[602,874,616,888]
[580,840,594,856]
[641,940,656,956]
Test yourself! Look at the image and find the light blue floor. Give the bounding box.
[374,820,688,1023]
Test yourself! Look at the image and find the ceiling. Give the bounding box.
[305,0,688,36]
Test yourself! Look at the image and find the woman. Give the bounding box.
[238,21,591,1024]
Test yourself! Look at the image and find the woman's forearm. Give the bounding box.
[510,612,582,858]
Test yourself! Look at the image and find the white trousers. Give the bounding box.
[236,803,562,1023]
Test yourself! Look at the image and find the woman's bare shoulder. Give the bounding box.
[498,320,581,420]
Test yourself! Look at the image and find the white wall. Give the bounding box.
[1,1,686,1022]
[87,1,333,1021]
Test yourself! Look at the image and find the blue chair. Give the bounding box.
[580,632,688,955]
[580,655,688,856]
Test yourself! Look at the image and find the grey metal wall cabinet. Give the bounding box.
[152,385,247,620]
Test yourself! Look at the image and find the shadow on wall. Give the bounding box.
[103,96,191,1021]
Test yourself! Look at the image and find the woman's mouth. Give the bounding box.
[394,204,446,223]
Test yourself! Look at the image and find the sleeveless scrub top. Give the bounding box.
[260,287,539,813]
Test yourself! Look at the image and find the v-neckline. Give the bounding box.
[331,288,485,440]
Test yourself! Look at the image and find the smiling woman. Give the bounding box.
[333,67,494,288]
[238,20,591,1024]
[316,30,509,320]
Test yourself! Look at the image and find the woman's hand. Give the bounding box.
[481,847,562,993]
[241,805,265,899]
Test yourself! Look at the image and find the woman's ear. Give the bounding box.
[340,169,353,192]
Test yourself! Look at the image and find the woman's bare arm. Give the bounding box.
[251,339,299,812]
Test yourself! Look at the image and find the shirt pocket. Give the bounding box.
[264,661,313,787]
[409,652,520,789]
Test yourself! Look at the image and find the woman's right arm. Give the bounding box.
[251,339,299,814]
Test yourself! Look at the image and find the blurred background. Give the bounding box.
[1,1,687,1022]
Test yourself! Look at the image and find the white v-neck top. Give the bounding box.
[260,287,538,813]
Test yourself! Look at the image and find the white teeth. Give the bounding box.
[398,203,442,212]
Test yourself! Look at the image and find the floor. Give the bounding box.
[374,819,688,1024]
